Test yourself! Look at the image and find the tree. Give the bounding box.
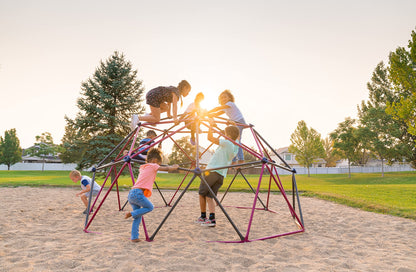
[59,123,85,165]
[25,132,61,171]
[168,136,196,166]
[330,118,360,178]
[385,28,416,167]
[321,136,340,167]
[0,129,22,170]
[289,120,324,177]
[358,62,408,176]
[63,51,145,169]
[387,28,416,137]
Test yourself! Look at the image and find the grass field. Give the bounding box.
[1,170,415,220]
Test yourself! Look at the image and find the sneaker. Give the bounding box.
[201,218,216,227]
[195,216,207,224]
[190,138,196,146]
[83,209,93,214]
[130,114,139,131]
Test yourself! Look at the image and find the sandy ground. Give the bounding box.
[0,186,415,272]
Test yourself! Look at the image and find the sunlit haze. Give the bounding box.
[1,0,415,153]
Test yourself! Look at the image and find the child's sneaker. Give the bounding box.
[130,114,139,131]
[201,218,216,227]
[195,216,206,224]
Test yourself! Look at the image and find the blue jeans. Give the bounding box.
[233,125,245,162]
[128,189,154,240]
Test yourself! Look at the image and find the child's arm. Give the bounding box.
[158,164,179,172]
[207,105,230,118]
[76,185,91,196]
[207,119,220,145]
[171,94,179,122]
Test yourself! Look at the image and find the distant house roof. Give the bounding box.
[275,147,289,154]
[21,155,61,163]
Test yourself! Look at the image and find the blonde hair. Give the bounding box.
[220,90,234,102]
[69,170,82,178]
[195,92,204,104]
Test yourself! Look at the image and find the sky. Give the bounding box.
[1,0,415,152]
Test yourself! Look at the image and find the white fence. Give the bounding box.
[0,162,78,171]
[273,165,416,175]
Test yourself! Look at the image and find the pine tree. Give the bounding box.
[0,129,22,170]
[63,51,145,169]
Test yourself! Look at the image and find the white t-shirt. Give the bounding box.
[223,101,245,123]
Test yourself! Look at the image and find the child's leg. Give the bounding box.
[129,202,142,240]
[127,189,154,240]
[139,106,161,123]
[206,197,215,214]
[160,102,169,112]
[236,126,244,163]
[199,194,207,213]
[80,194,88,207]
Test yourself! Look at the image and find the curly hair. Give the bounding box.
[220,89,234,102]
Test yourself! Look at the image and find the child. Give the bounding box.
[136,130,158,160]
[131,80,191,127]
[69,170,101,214]
[209,90,246,164]
[125,148,179,242]
[197,120,240,227]
[184,92,205,145]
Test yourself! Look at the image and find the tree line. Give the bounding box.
[289,27,416,177]
[1,28,415,174]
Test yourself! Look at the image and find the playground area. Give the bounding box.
[1,186,415,271]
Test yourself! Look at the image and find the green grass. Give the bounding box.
[1,170,415,220]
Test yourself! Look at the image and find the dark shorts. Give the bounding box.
[146,86,178,108]
[146,88,164,108]
[199,171,224,198]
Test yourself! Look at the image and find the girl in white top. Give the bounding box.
[208,90,246,164]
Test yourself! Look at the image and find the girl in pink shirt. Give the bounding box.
[125,148,179,242]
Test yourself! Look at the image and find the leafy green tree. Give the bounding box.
[63,51,145,169]
[354,126,373,166]
[26,132,61,171]
[289,120,324,177]
[330,118,360,178]
[0,129,22,170]
[387,28,416,137]
[358,62,409,175]
[321,136,341,167]
[168,136,195,166]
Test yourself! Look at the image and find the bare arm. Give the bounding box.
[159,164,179,172]
[207,120,219,145]
[76,184,91,196]
[207,105,230,118]
[172,94,179,121]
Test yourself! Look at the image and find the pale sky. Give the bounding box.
[1,0,415,152]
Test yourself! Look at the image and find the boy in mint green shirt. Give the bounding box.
[197,120,239,227]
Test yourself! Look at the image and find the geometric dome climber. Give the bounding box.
[82,110,305,243]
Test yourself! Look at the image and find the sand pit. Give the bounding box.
[0,187,415,271]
